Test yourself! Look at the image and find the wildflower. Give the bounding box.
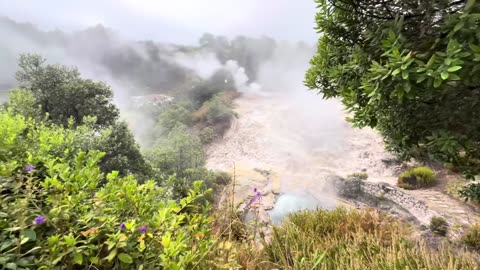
[34,216,46,225]
[251,188,262,205]
[140,225,147,233]
[120,223,126,230]
[26,165,35,172]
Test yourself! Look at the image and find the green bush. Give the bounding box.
[251,208,478,270]
[199,127,216,144]
[460,183,480,203]
[158,103,193,134]
[0,150,223,269]
[462,223,480,250]
[348,172,368,181]
[397,166,436,190]
[429,216,449,236]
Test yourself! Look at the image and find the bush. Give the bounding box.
[348,172,368,181]
[462,224,480,250]
[460,183,480,203]
[429,216,449,236]
[146,124,205,177]
[397,166,436,190]
[0,151,222,269]
[199,127,216,144]
[250,208,478,270]
[157,103,193,134]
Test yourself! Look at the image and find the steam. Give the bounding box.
[172,50,262,94]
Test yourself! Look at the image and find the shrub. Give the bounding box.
[146,124,205,176]
[199,127,216,144]
[158,103,193,134]
[460,183,480,203]
[462,223,480,250]
[397,166,436,190]
[250,208,478,270]
[429,216,449,236]
[348,172,368,181]
[0,151,225,269]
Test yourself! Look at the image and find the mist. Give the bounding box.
[0,5,387,222]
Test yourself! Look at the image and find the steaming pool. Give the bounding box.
[269,193,337,225]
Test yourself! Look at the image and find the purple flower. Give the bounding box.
[140,225,147,233]
[34,216,46,225]
[119,223,126,230]
[26,165,35,172]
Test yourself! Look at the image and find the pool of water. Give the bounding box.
[269,192,336,225]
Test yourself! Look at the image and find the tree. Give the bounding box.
[146,124,205,177]
[306,0,480,200]
[3,88,41,120]
[93,121,153,180]
[15,54,119,128]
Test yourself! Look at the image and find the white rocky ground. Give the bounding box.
[207,91,480,237]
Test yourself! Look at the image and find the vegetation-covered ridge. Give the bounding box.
[306,0,480,201]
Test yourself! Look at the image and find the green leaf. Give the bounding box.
[453,22,465,32]
[434,77,442,88]
[6,262,17,270]
[449,74,461,80]
[22,229,36,242]
[465,0,476,11]
[470,44,480,53]
[447,66,462,72]
[392,68,401,76]
[402,70,409,79]
[73,254,83,265]
[118,253,133,264]
[426,55,436,67]
[416,76,427,83]
[441,71,449,80]
[105,248,117,262]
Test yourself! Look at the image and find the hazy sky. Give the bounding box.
[0,0,318,44]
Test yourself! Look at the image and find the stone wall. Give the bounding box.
[334,177,439,225]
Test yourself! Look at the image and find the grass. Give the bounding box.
[398,166,436,190]
[462,223,480,250]
[237,208,478,270]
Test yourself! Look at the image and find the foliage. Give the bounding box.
[348,172,368,181]
[246,208,477,270]
[16,54,119,128]
[460,183,480,202]
[93,121,153,180]
[0,149,227,269]
[0,110,151,180]
[3,89,42,120]
[306,0,480,200]
[146,125,205,177]
[397,166,436,190]
[193,93,235,135]
[158,103,193,134]
[462,223,480,250]
[199,127,216,144]
[430,216,449,236]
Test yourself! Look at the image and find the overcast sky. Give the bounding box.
[0,0,318,44]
